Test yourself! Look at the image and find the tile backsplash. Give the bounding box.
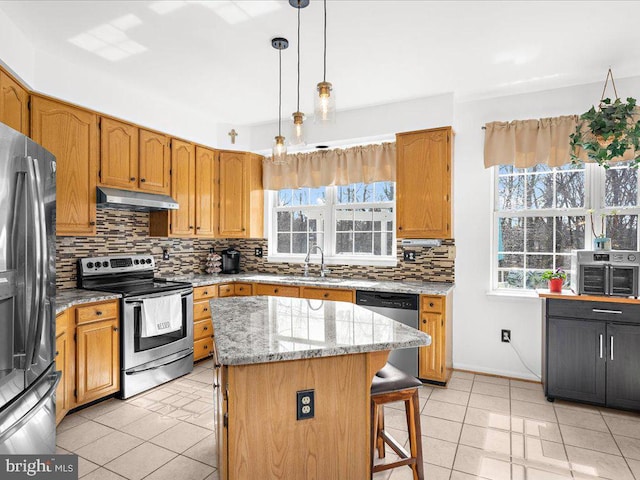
[56,209,455,289]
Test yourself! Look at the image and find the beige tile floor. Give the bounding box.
[57,366,640,480]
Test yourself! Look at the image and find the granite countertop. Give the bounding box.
[211,296,431,365]
[55,289,121,314]
[165,272,454,296]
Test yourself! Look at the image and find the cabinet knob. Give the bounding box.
[274,288,279,293]
[204,345,208,350]
[204,291,208,295]
[204,326,208,331]
[323,293,329,298]
[189,226,194,229]
[113,327,118,332]
[55,351,59,356]
[130,177,136,181]
[422,319,426,324]
[242,228,246,231]
[90,221,96,226]
[398,226,403,231]
[96,311,103,316]
[197,226,201,230]
[141,178,146,182]
[429,302,434,307]
[204,308,208,312]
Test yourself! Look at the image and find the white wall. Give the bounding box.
[32,50,219,146]
[247,93,455,152]
[0,8,36,86]
[453,75,640,380]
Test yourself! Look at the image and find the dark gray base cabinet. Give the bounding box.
[544,299,640,412]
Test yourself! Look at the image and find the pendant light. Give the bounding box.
[289,0,309,145]
[271,37,289,164]
[314,0,335,123]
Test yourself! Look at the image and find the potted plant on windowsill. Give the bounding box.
[541,268,567,293]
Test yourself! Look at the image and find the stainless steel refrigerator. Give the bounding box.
[0,121,58,454]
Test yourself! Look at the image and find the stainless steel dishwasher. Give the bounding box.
[356,290,420,378]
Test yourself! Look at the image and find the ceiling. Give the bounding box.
[2,1,640,126]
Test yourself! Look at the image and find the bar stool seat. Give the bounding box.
[371,363,424,480]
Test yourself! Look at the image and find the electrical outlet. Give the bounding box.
[255,247,263,257]
[296,389,314,420]
[209,247,215,254]
[501,329,511,343]
[403,250,416,262]
[162,248,170,260]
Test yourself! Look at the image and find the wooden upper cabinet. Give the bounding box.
[396,127,452,239]
[0,70,29,135]
[170,140,195,236]
[31,96,98,236]
[139,129,171,195]
[218,151,263,238]
[195,146,216,237]
[99,117,138,189]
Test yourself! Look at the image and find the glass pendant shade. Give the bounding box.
[290,111,306,145]
[314,81,335,123]
[272,135,287,164]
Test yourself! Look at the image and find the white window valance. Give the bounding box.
[262,142,396,190]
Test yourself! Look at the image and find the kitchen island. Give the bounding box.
[210,295,430,480]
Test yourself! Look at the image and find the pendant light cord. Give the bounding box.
[323,0,327,82]
[297,5,301,112]
[278,47,282,136]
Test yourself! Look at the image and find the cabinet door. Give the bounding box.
[76,318,120,405]
[55,330,69,424]
[170,140,195,236]
[396,128,452,239]
[419,312,444,381]
[547,317,606,404]
[31,96,98,236]
[0,70,29,135]
[99,117,138,189]
[606,323,640,410]
[195,146,216,237]
[218,151,246,238]
[139,129,171,194]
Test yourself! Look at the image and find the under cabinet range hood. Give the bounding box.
[96,187,179,211]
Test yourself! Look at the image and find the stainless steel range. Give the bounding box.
[77,255,194,398]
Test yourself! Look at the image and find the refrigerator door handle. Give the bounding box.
[27,156,48,365]
[10,172,27,367]
[24,156,44,367]
[0,371,60,444]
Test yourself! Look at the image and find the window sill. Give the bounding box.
[486,289,541,300]
[267,255,398,267]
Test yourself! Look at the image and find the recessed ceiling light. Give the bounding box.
[149,1,186,15]
[68,33,107,52]
[111,14,142,31]
[90,24,127,44]
[118,40,147,55]
[95,46,129,62]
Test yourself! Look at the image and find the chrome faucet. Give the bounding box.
[304,244,330,277]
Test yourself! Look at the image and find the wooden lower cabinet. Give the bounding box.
[76,315,120,405]
[418,292,453,384]
[193,285,217,362]
[55,310,73,425]
[253,283,300,298]
[301,287,354,303]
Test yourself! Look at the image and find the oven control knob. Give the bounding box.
[95,263,101,269]
[102,261,109,267]
[134,259,139,265]
[87,262,94,269]
[146,258,152,264]
[629,254,637,262]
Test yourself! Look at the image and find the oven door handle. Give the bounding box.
[125,288,193,304]
[124,350,193,375]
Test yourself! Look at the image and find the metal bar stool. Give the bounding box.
[371,363,424,480]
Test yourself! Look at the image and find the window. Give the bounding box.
[269,181,396,265]
[493,161,640,291]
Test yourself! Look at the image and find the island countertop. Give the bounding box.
[211,295,431,365]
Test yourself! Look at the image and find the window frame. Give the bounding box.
[491,162,640,293]
[267,184,398,267]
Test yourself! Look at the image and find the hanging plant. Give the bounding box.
[570,69,640,169]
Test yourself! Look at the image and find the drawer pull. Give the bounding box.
[592,309,622,314]
[429,302,434,307]
[204,291,208,295]
[323,293,329,298]
[610,336,614,360]
[113,327,118,332]
[599,334,603,359]
[422,319,426,324]
[130,177,136,181]
[96,311,103,316]
[141,178,146,182]
[238,287,244,291]
[274,288,279,293]
[203,308,208,312]
[56,351,59,356]
[203,326,208,331]
[204,345,208,350]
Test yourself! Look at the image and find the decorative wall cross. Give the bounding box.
[228,129,238,144]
